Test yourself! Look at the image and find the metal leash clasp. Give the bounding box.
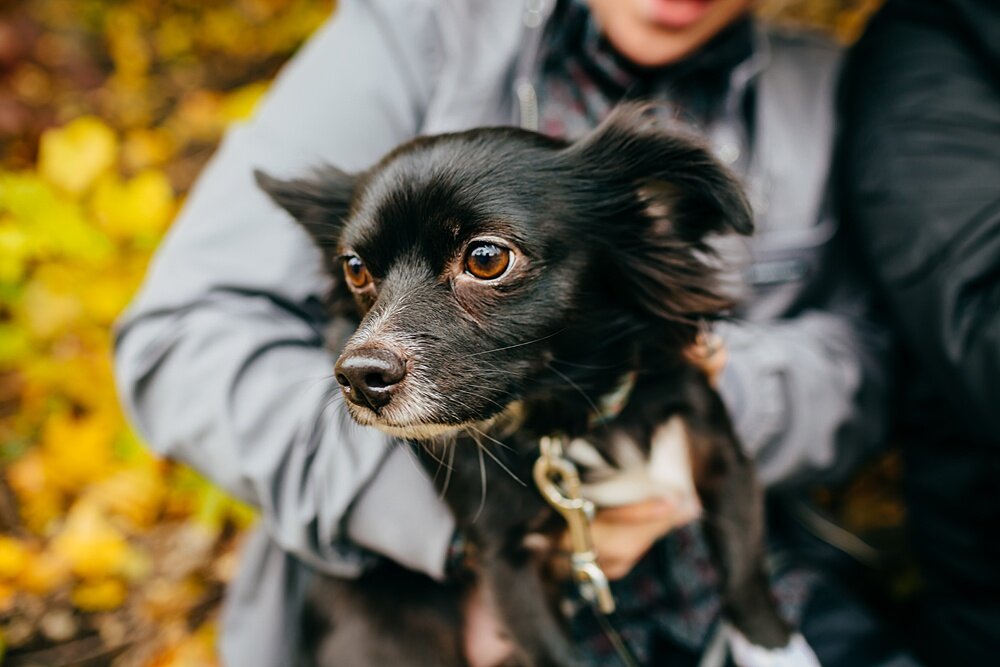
[533,435,615,614]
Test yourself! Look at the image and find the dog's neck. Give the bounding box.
[517,349,686,443]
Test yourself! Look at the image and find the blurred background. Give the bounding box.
[0,1,891,665]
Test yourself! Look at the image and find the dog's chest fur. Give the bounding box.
[569,415,700,513]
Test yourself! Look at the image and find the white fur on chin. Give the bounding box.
[347,401,524,442]
[370,420,464,440]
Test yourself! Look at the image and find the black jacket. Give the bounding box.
[840,0,1000,664]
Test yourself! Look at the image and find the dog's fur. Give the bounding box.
[258,105,794,666]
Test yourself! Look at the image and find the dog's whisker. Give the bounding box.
[576,322,648,349]
[456,364,523,378]
[320,399,348,443]
[453,387,516,415]
[466,329,566,358]
[321,392,347,416]
[462,421,516,454]
[464,425,526,487]
[417,440,446,468]
[545,362,602,417]
[471,431,488,524]
[290,372,345,393]
[436,391,513,438]
[400,438,440,481]
[547,357,627,371]
[441,437,457,499]
[430,436,458,500]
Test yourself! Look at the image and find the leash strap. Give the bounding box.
[533,435,615,614]
[534,435,643,666]
[593,609,642,667]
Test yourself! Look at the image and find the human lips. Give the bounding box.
[644,0,714,30]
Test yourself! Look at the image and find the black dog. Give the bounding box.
[257,105,815,667]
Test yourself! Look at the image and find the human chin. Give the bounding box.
[591,0,752,67]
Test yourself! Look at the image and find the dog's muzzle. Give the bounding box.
[335,347,407,412]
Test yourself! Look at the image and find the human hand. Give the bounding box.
[462,581,514,667]
[684,331,727,386]
[461,497,699,666]
[560,496,700,581]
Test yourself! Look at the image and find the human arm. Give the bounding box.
[114,0,459,577]
[840,0,1000,440]
[713,245,892,488]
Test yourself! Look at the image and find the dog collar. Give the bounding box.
[589,370,638,427]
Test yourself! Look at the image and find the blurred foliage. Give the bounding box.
[758,0,885,41]
[0,0,331,664]
[0,0,890,665]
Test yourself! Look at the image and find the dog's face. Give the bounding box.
[258,106,751,440]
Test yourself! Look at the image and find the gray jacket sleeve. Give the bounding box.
[113,0,456,579]
[716,243,891,489]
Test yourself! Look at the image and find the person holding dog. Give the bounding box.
[115,0,908,664]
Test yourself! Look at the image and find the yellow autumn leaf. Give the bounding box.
[6,450,65,534]
[0,537,29,580]
[5,451,48,500]
[17,550,72,595]
[119,547,152,582]
[0,223,30,282]
[22,279,83,339]
[0,582,15,614]
[38,117,118,197]
[199,8,249,54]
[122,127,176,172]
[220,82,268,122]
[17,492,65,536]
[42,411,117,492]
[91,169,175,241]
[21,352,122,417]
[154,15,195,59]
[71,577,128,612]
[0,324,31,365]
[171,90,224,143]
[0,171,112,262]
[80,270,141,325]
[141,577,204,622]
[148,621,219,667]
[104,7,152,80]
[227,498,259,531]
[84,465,166,529]
[51,500,135,579]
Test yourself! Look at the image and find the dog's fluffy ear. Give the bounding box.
[254,166,358,248]
[255,166,359,316]
[571,103,753,242]
[568,104,753,329]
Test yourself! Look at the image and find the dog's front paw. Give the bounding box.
[726,626,821,667]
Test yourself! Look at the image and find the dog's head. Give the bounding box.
[257,105,751,440]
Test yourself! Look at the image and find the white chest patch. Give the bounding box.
[568,416,701,517]
[727,626,822,667]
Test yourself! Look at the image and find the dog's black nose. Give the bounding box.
[335,348,407,411]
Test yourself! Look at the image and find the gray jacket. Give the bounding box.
[113,1,889,664]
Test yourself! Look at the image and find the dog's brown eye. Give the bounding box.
[464,242,511,280]
[343,256,372,288]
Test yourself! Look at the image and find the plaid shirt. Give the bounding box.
[565,524,815,664]
[534,3,814,663]
[536,0,754,140]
